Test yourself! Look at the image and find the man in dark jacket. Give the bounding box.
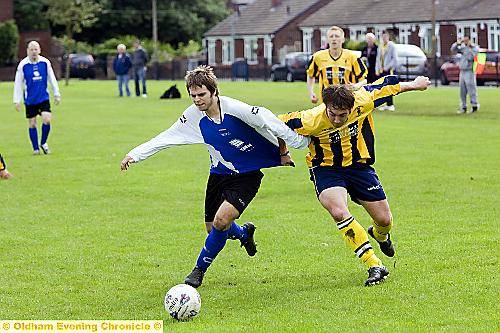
[361,33,378,83]
[113,44,132,97]
[132,40,148,98]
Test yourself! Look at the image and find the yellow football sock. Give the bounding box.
[337,216,382,268]
[371,218,393,242]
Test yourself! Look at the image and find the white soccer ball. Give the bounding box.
[164,284,201,320]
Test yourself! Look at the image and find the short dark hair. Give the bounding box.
[185,65,219,96]
[322,85,355,110]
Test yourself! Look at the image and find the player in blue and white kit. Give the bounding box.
[13,41,61,155]
[120,66,309,288]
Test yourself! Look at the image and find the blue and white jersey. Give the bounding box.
[13,56,60,106]
[127,96,310,174]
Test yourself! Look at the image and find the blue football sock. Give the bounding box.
[29,128,39,150]
[227,222,246,241]
[41,123,51,145]
[196,227,229,272]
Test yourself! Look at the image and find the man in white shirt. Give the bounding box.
[121,66,309,288]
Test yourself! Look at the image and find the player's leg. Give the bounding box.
[360,199,395,258]
[318,187,383,270]
[40,100,52,154]
[26,105,39,154]
[185,200,239,288]
[312,167,387,286]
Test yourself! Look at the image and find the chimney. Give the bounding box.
[272,0,283,7]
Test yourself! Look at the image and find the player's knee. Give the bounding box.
[205,222,213,234]
[212,215,231,231]
[327,206,350,222]
[374,212,393,227]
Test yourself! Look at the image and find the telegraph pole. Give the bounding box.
[152,0,159,79]
[431,0,438,86]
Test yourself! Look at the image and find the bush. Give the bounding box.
[343,39,366,51]
[0,20,20,66]
[93,36,202,62]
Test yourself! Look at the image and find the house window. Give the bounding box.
[320,28,328,49]
[397,25,411,44]
[456,23,478,44]
[488,23,500,51]
[418,24,440,55]
[207,39,216,66]
[302,28,313,54]
[222,39,234,65]
[244,38,258,64]
[349,26,366,41]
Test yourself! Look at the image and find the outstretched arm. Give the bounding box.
[399,76,431,93]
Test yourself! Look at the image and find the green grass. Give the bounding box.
[0,80,498,332]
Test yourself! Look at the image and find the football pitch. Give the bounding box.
[0,80,498,332]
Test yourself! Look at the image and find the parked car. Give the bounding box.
[270,52,309,82]
[393,43,428,80]
[440,50,500,85]
[62,53,96,79]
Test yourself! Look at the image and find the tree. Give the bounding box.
[44,0,102,85]
[67,0,228,46]
[0,20,20,66]
[13,0,50,32]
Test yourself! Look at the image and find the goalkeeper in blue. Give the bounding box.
[120,65,309,288]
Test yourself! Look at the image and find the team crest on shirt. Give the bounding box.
[251,106,259,115]
[329,123,358,144]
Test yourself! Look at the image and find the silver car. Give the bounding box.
[394,44,428,80]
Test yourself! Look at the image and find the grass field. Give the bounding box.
[0,80,498,332]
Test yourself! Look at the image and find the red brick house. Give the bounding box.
[204,0,329,68]
[299,0,500,58]
[205,0,500,69]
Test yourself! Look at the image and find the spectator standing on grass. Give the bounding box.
[113,44,132,97]
[132,40,148,98]
[13,40,61,155]
[450,36,479,114]
[361,33,378,83]
[375,31,397,111]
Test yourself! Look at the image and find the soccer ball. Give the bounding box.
[164,284,201,320]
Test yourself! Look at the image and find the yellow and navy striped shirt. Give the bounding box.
[279,76,400,168]
[0,154,5,171]
[307,49,367,103]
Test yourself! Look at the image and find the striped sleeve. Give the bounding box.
[306,54,318,78]
[362,75,401,108]
[352,54,367,82]
[278,111,309,136]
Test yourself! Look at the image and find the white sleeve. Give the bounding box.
[234,102,310,149]
[127,110,204,162]
[13,64,24,104]
[47,61,60,97]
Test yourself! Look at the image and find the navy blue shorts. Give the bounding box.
[309,165,386,204]
[25,100,51,119]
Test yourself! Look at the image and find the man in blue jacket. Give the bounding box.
[113,44,132,97]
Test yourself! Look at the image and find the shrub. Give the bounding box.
[0,20,20,66]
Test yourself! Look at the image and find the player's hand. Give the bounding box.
[310,93,318,104]
[413,76,431,90]
[54,96,61,105]
[14,103,21,112]
[120,155,135,171]
[0,169,13,180]
[281,154,295,167]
